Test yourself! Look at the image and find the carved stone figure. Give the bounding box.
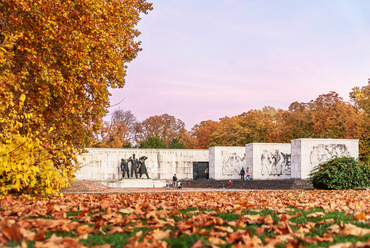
[138,156,150,179]
[261,149,291,177]
[120,158,129,179]
[129,154,139,179]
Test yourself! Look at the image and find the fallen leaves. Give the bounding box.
[2,190,370,247]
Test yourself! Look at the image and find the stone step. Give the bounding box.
[100,179,167,188]
[181,179,313,190]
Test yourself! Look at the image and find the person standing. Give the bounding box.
[245,167,251,180]
[240,167,245,180]
[173,174,177,189]
[205,168,209,180]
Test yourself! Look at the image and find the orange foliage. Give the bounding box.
[96,120,130,148]
[191,120,220,149]
[0,0,152,196]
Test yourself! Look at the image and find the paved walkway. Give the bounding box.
[60,180,241,193]
[61,179,312,193]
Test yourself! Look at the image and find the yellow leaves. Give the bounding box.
[19,94,26,103]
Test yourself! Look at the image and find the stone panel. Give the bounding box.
[76,148,208,181]
[246,143,292,180]
[209,147,246,180]
[291,139,359,179]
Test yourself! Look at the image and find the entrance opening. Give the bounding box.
[193,162,209,180]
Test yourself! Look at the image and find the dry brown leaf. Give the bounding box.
[306,212,325,218]
[0,225,22,242]
[100,201,110,210]
[20,228,36,241]
[328,242,353,248]
[208,236,226,245]
[214,225,234,233]
[263,214,274,225]
[353,212,367,220]
[76,225,94,235]
[151,229,171,240]
[191,240,206,248]
[243,214,261,221]
[93,245,111,248]
[338,224,370,237]
[327,224,341,233]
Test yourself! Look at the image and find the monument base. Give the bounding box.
[101,179,167,188]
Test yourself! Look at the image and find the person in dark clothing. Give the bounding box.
[120,158,129,179]
[173,174,177,189]
[138,156,150,179]
[240,167,245,180]
[129,154,139,179]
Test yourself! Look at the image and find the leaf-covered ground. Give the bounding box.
[2,190,370,247]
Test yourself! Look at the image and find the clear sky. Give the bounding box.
[108,0,370,130]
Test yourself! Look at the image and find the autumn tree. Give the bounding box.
[0,0,152,196]
[110,109,137,146]
[95,119,130,148]
[191,120,220,149]
[310,91,357,139]
[279,101,314,141]
[135,114,187,147]
[350,81,370,159]
[209,116,249,146]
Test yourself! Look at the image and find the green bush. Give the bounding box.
[309,156,370,190]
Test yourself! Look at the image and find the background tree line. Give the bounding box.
[95,81,370,161]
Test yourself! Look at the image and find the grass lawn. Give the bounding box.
[1,190,370,247]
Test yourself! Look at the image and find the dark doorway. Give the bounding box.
[193,162,209,180]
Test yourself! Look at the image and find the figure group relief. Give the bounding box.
[310,144,350,168]
[261,149,291,177]
[120,154,150,179]
[222,152,246,176]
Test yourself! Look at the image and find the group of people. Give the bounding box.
[239,167,251,180]
[120,154,150,179]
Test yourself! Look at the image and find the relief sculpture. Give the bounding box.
[310,144,350,168]
[261,149,291,177]
[222,152,246,176]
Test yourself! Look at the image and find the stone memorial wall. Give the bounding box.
[246,143,292,180]
[76,148,209,181]
[291,139,359,179]
[76,139,359,181]
[209,146,246,180]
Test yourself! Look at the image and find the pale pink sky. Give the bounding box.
[108,1,370,130]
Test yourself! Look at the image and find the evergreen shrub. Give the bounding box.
[309,156,370,190]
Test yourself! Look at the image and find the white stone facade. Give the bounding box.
[291,139,359,179]
[76,148,208,181]
[209,146,246,180]
[76,139,359,181]
[246,143,292,180]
